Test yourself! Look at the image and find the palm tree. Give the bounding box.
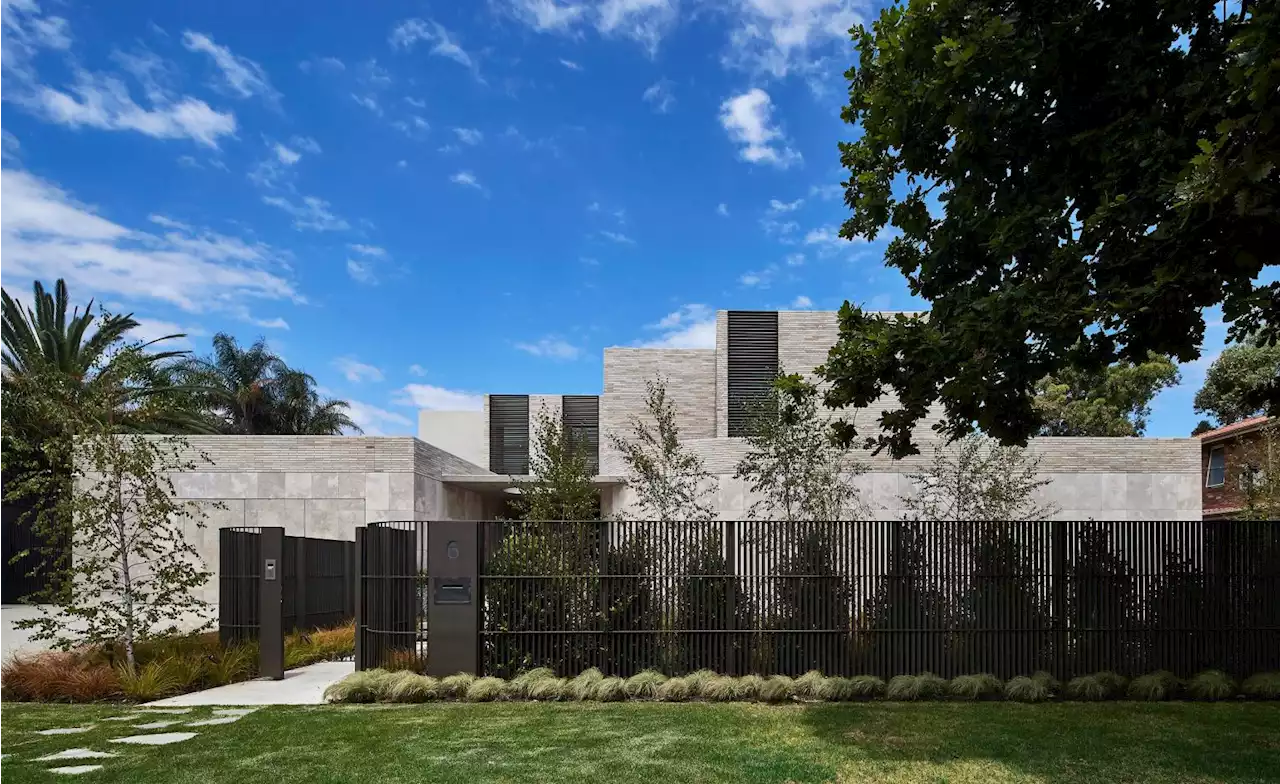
[1,279,211,433]
[174,333,360,435]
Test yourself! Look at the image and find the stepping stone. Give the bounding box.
[102,715,146,722]
[37,727,94,736]
[137,708,192,714]
[213,707,259,716]
[49,765,104,775]
[133,720,181,730]
[187,716,242,726]
[36,749,118,761]
[109,732,198,746]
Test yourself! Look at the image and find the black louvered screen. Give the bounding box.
[562,395,600,474]
[489,395,530,474]
[727,310,779,437]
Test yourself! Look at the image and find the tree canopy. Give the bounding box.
[1193,336,1280,427]
[820,0,1278,458]
[1033,354,1180,437]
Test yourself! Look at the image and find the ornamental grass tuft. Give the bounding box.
[949,673,1003,700]
[1187,670,1236,701]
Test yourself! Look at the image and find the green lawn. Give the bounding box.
[3,701,1279,783]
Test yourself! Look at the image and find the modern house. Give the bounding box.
[1199,415,1278,520]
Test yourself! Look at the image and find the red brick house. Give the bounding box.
[1199,415,1277,520]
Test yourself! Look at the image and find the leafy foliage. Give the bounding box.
[515,401,599,521]
[735,374,867,522]
[820,1,1278,459]
[901,435,1056,522]
[608,374,718,521]
[1034,355,1180,436]
[1194,337,1280,427]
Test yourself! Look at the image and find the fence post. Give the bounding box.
[354,527,365,671]
[724,520,737,675]
[426,520,480,677]
[295,535,308,634]
[1052,520,1068,681]
[259,526,285,680]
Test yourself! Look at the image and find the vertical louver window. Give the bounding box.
[562,395,600,474]
[489,395,530,474]
[727,311,779,437]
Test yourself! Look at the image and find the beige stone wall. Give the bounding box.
[601,347,716,468]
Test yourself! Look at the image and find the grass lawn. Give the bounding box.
[3,701,1279,783]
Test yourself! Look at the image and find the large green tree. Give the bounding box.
[820,0,1278,458]
[1033,354,1180,436]
[1193,336,1280,426]
[173,333,359,435]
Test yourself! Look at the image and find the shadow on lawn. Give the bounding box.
[795,702,1280,784]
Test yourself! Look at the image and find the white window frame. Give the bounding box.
[1206,446,1227,488]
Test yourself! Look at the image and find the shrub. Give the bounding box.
[509,667,558,699]
[684,669,718,696]
[1066,675,1108,701]
[1187,670,1237,701]
[1,653,109,702]
[758,675,795,703]
[1128,671,1180,701]
[388,673,440,702]
[54,664,123,703]
[593,676,627,702]
[656,676,691,702]
[847,675,887,700]
[527,676,568,701]
[1242,672,1280,700]
[624,670,667,699]
[1095,671,1129,697]
[324,670,385,703]
[1030,670,1060,694]
[116,659,182,702]
[567,668,604,701]
[439,673,477,699]
[887,672,946,701]
[950,674,1003,700]
[1005,676,1050,702]
[466,676,506,702]
[794,670,826,699]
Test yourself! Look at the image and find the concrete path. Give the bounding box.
[145,661,353,706]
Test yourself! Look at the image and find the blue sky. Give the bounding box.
[0,0,1236,438]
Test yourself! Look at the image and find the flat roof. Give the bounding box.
[442,474,626,494]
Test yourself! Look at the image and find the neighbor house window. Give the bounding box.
[1206,446,1226,487]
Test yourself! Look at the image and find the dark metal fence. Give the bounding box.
[219,527,356,646]
[356,519,1280,680]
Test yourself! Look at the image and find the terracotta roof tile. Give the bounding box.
[1198,416,1275,442]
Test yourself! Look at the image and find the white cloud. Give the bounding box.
[501,0,677,55]
[640,303,716,349]
[348,243,386,257]
[559,58,582,70]
[739,263,779,288]
[298,56,345,74]
[273,143,301,165]
[396,159,408,168]
[790,295,813,309]
[131,317,203,350]
[2,0,72,80]
[351,93,381,114]
[395,383,484,411]
[342,398,413,436]
[333,356,385,383]
[450,171,483,191]
[785,252,805,266]
[1,169,297,321]
[719,88,800,168]
[251,316,289,330]
[514,337,582,360]
[181,31,279,105]
[389,18,478,75]
[392,115,430,138]
[810,182,842,200]
[642,80,674,113]
[404,96,426,109]
[438,143,461,154]
[717,203,730,217]
[804,224,863,253]
[291,135,321,154]
[23,70,237,147]
[453,127,483,145]
[721,0,865,80]
[599,230,634,244]
[346,259,375,284]
[408,364,427,377]
[262,195,349,231]
[769,197,803,212]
